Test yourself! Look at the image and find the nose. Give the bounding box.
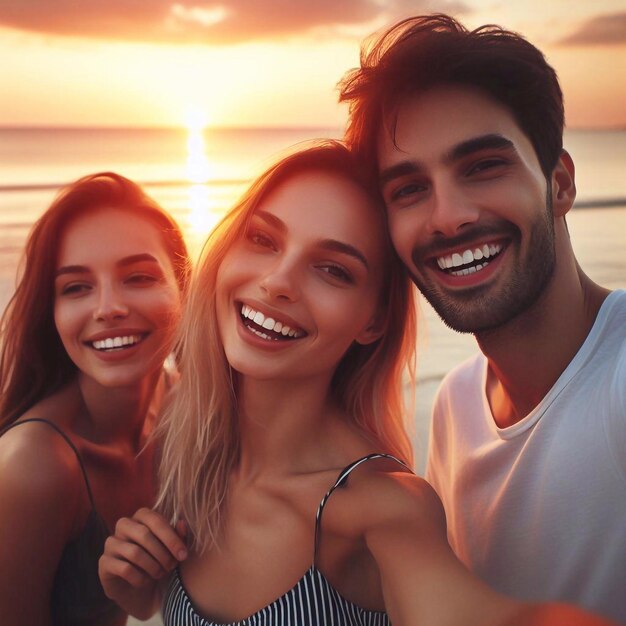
[426,185,480,237]
[258,256,301,303]
[93,283,129,321]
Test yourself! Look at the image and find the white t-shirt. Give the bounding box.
[426,290,626,623]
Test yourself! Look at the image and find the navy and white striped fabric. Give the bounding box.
[162,453,410,625]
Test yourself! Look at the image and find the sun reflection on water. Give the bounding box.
[184,125,224,250]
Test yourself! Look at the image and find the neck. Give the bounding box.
[235,372,346,481]
[76,369,164,449]
[477,244,609,428]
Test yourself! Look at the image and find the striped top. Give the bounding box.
[162,453,411,625]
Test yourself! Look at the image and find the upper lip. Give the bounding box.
[83,329,149,343]
[237,299,308,335]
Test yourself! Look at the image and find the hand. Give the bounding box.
[98,508,188,619]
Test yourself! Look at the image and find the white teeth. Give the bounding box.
[92,335,141,351]
[436,242,503,272]
[240,304,304,339]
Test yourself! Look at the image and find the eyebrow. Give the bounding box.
[318,240,369,269]
[253,211,369,269]
[55,253,160,278]
[255,210,286,231]
[447,134,515,161]
[379,133,516,187]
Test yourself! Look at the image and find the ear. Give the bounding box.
[551,150,576,218]
[355,312,385,346]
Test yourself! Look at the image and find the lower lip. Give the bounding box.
[431,245,509,289]
[236,312,303,351]
[87,338,146,362]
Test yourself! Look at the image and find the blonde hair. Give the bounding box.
[156,141,417,551]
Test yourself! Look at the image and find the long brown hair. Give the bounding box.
[0,172,189,427]
[156,141,417,551]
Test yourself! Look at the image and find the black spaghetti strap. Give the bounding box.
[313,452,412,565]
[0,418,100,514]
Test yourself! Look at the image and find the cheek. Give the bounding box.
[53,300,79,348]
[147,289,183,331]
[389,216,416,268]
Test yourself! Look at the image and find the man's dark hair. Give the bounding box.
[339,14,564,179]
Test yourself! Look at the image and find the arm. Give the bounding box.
[363,473,616,626]
[98,507,188,619]
[0,427,82,626]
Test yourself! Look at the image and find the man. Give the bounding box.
[339,14,625,623]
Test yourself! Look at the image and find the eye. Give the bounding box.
[317,263,354,284]
[467,158,507,176]
[59,282,91,297]
[247,228,276,251]
[388,181,428,205]
[126,273,159,286]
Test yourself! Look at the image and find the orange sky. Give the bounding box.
[0,1,624,129]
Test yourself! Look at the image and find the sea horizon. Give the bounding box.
[1,125,624,475]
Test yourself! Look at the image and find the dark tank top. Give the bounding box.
[162,453,412,625]
[1,418,125,626]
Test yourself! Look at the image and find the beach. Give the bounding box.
[0,127,624,626]
[1,127,625,474]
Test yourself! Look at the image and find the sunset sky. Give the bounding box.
[0,0,624,130]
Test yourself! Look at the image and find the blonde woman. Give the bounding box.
[99,144,612,626]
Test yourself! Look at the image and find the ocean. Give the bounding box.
[1,127,625,476]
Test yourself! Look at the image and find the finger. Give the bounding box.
[104,535,173,580]
[132,508,189,561]
[175,518,188,540]
[98,553,153,589]
[112,518,181,572]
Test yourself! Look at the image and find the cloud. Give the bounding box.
[558,12,626,46]
[0,0,470,45]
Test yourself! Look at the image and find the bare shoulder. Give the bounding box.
[327,457,447,539]
[0,418,84,514]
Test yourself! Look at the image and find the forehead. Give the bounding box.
[377,85,536,169]
[57,207,170,265]
[257,170,387,256]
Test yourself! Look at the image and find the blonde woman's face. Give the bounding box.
[215,170,388,384]
[53,207,182,388]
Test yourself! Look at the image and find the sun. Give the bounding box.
[184,106,208,132]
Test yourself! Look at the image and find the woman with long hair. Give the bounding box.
[99,144,611,625]
[0,172,189,625]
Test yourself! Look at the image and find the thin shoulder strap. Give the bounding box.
[0,418,99,513]
[313,452,412,566]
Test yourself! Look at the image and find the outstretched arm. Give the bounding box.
[98,507,188,620]
[363,472,617,626]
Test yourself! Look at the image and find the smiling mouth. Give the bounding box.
[239,304,306,341]
[88,334,147,352]
[433,241,506,277]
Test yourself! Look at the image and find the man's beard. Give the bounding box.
[410,192,556,334]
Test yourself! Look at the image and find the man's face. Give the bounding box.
[377,85,556,334]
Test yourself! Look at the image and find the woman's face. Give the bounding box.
[216,169,388,384]
[53,207,183,388]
